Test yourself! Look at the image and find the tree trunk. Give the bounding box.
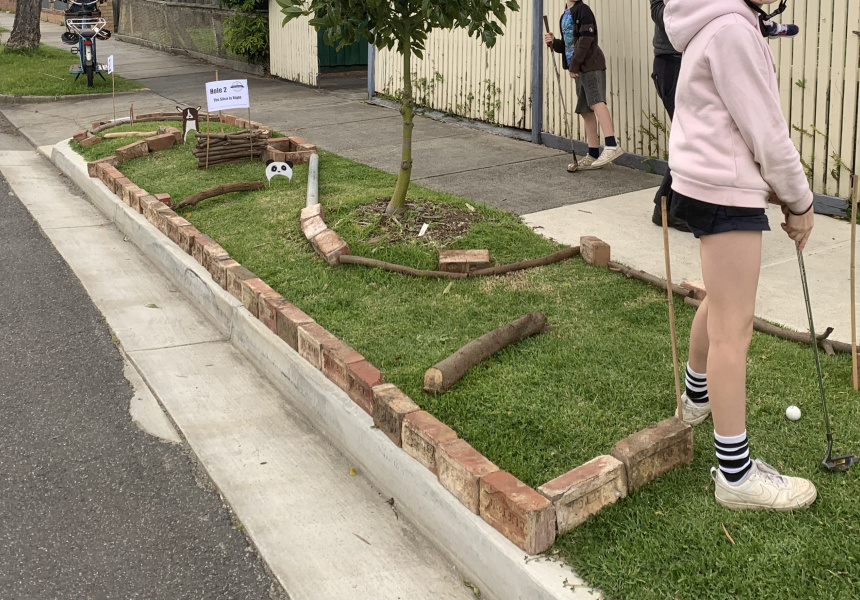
[386,41,413,216]
[5,0,42,51]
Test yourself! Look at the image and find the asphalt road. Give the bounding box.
[0,128,283,598]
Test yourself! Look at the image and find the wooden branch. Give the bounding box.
[103,131,158,139]
[684,296,850,353]
[174,182,265,209]
[338,255,467,279]
[608,260,693,298]
[469,246,580,276]
[424,311,548,393]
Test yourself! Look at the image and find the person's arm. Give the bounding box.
[569,5,597,73]
[707,23,812,215]
[551,37,565,54]
[650,0,665,26]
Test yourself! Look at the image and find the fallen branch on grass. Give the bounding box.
[174,182,265,209]
[609,261,693,298]
[103,131,158,139]
[423,311,548,393]
[339,255,467,278]
[684,296,846,355]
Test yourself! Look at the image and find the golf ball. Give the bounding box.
[786,405,802,421]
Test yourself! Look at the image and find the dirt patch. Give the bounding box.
[355,198,485,247]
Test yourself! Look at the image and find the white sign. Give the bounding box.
[107,55,114,74]
[205,79,250,112]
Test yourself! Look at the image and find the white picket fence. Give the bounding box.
[370,0,860,199]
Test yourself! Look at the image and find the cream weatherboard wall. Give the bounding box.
[268,0,318,87]
[368,0,860,199]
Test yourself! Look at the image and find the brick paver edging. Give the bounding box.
[81,116,693,556]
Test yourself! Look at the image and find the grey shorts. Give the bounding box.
[575,69,607,114]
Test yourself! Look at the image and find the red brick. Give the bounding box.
[221,113,237,125]
[91,120,107,129]
[240,278,275,318]
[202,241,229,275]
[166,216,192,245]
[145,132,176,152]
[610,417,693,492]
[267,137,294,152]
[114,178,134,202]
[154,193,172,207]
[73,130,89,142]
[580,235,611,268]
[296,322,340,370]
[301,214,327,240]
[311,229,350,266]
[372,384,419,446]
[191,233,217,267]
[321,341,364,392]
[537,455,627,533]
[115,140,149,163]
[87,156,118,178]
[141,195,163,225]
[681,279,707,301]
[289,136,308,146]
[300,203,323,223]
[177,224,200,254]
[437,439,499,514]
[258,290,285,333]
[275,303,314,350]
[480,471,556,555]
[225,264,256,301]
[156,205,176,238]
[438,249,491,273]
[129,188,148,213]
[106,170,125,195]
[346,360,383,415]
[210,257,239,289]
[79,134,102,147]
[401,411,457,474]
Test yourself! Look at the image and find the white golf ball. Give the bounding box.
[786,405,802,421]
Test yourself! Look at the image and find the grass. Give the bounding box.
[0,44,144,96]
[71,140,860,600]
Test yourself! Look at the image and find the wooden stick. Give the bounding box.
[103,131,158,139]
[851,174,859,389]
[216,70,224,133]
[468,246,580,276]
[338,255,467,278]
[174,182,265,209]
[661,196,683,418]
[111,72,115,122]
[608,261,693,298]
[205,112,211,169]
[423,311,548,393]
[248,107,253,160]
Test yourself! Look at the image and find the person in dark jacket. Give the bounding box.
[545,0,623,171]
[650,0,691,232]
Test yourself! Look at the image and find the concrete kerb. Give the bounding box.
[48,139,597,600]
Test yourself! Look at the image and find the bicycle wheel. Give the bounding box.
[85,62,94,87]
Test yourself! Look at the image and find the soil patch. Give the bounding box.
[355,198,485,247]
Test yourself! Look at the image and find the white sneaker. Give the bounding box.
[569,155,601,172]
[674,393,711,426]
[591,145,624,167]
[712,459,817,512]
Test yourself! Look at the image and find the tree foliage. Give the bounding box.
[220,0,269,65]
[277,0,518,214]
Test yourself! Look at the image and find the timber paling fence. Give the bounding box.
[366,0,860,201]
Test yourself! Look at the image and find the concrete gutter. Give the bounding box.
[49,139,601,600]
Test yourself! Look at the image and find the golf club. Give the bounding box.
[795,243,858,472]
[543,15,579,172]
[661,196,683,418]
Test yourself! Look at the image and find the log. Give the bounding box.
[469,246,579,276]
[683,296,850,353]
[174,182,265,209]
[608,260,693,298]
[423,311,548,393]
[338,254,467,279]
[103,131,158,139]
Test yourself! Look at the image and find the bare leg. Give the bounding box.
[688,296,709,374]
[699,231,762,437]
[581,111,599,148]
[590,102,615,139]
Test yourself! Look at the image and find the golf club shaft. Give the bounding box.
[543,16,578,165]
[661,196,683,416]
[796,244,833,436]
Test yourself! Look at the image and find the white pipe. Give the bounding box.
[306,153,319,207]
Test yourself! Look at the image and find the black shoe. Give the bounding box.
[651,204,692,233]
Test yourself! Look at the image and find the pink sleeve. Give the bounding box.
[706,24,813,214]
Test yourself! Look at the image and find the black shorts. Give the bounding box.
[670,192,770,238]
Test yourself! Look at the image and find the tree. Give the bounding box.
[277,0,518,215]
[5,0,42,51]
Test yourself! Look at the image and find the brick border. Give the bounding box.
[80,118,693,556]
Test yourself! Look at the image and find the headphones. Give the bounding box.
[744,0,789,36]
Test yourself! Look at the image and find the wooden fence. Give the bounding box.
[268,0,318,87]
[368,0,860,199]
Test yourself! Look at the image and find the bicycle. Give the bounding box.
[61,0,111,87]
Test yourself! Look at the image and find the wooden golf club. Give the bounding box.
[851,174,859,390]
[661,195,683,418]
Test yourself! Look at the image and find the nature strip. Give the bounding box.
[683,296,847,355]
[174,182,266,209]
[423,311,548,393]
[338,246,581,279]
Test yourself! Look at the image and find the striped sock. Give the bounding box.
[685,364,709,405]
[714,431,752,484]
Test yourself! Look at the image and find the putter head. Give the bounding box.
[822,438,858,472]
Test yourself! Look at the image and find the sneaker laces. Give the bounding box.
[751,459,789,487]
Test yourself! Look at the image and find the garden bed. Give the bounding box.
[71,121,860,600]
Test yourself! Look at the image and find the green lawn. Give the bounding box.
[0,44,145,96]
[71,139,860,600]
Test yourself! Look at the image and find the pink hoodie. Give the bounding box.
[664,0,812,214]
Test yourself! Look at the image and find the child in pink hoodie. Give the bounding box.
[663,0,816,511]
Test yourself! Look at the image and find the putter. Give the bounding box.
[543,16,579,171]
[795,244,858,472]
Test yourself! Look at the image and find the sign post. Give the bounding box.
[107,55,115,122]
